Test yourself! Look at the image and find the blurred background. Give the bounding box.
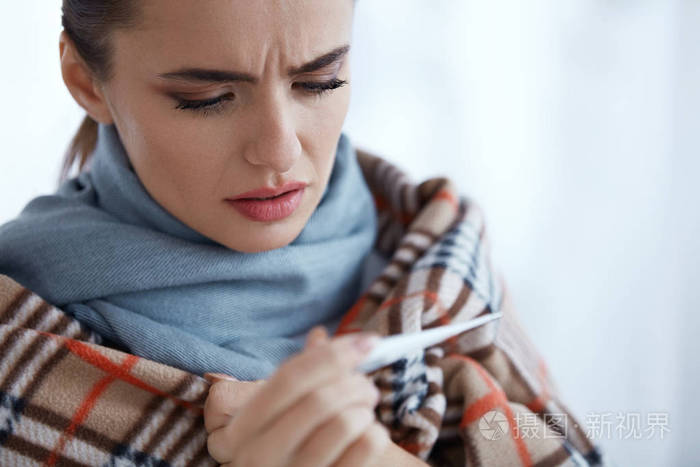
[1,2,698,465]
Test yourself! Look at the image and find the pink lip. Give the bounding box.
[229,181,308,200]
[225,188,305,222]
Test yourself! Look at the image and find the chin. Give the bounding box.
[221,229,300,253]
[230,241,289,253]
[207,204,312,253]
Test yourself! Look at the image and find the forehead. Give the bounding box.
[119,0,353,72]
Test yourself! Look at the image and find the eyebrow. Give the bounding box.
[156,44,350,84]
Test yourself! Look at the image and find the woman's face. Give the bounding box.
[96,0,354,252]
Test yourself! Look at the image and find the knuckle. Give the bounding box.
[206,381,232,408]
[307,385,334,412]
[202,409,217,434]
[326,342,349,367]
[206,431,227,463]
[351,372,372,388]
[346,374,379,406]
[333,406,372,439]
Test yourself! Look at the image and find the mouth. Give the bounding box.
[225,187,305,222]
[229,181,309,201]
[241,190,293,201]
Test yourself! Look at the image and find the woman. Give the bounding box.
[0,1,604,466]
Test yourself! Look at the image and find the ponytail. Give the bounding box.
[59,115,98,183]
[58,0,140,184]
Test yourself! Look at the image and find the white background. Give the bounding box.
[1,2,698,466]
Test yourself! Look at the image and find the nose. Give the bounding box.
[242,88,302,174]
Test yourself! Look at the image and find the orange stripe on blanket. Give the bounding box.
[449,354,533,467]
[373,193,388,212]
[63,339,202,414]
[45,354,139,466]
[334,295,367,335]
[433,188,459,212]
[336,290,458,347]
[373,193,414,225]
[526,394,548,414]
[33,331,202,415]
[527,359,551,413]
[336,290,449,336]
[461,389,509,426]
[377,290,445,314]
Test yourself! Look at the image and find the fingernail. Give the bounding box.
[308,326,327,342]
[305,326,326,349]
[203,372,238,383]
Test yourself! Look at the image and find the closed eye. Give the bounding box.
[295,78,348,96]
[173,78,347,116]
[174,92,235,115]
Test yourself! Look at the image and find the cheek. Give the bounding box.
[116,83,228,195]
[319,89,351,130]
[301,89,351,155]
[128,120,229,207]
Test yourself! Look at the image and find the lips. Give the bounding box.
[243,191,291,201]
[225,187,305,222]
[229,181,308,201]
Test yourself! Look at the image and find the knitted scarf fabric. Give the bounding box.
[0,123,377,380]
[0,148,608,466]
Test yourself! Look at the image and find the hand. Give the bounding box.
[202,327,334,429]
[204,326,391,467]
[203,374,266,434]
[202,327,334,428]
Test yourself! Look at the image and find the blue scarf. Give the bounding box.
[0,123,378,380]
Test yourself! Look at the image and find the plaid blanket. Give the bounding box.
[0,148,605,466]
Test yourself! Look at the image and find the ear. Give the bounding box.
[59,30,114,125]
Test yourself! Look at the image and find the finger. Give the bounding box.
[332,423,391,467]
[204,379,265,433]
[290,405,377,467]
[215,333,379,456]
[236,372,379,466]
[203,372,239,384]
[305,325,329,349]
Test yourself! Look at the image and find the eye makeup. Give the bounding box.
[174,92,235,114]
[173,77,348,116]
[294,77,348,96]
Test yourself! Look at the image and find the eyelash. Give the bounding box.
[174,78,348,116]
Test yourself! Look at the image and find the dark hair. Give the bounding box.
[59,1,140,182]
